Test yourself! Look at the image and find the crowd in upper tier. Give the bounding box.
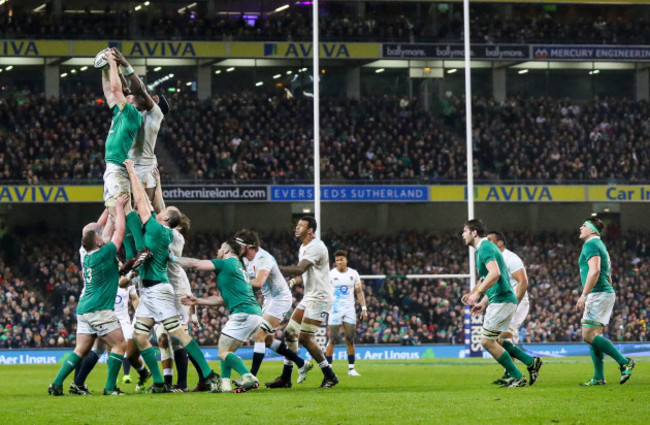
[1,225,647,349]
[3,91,650,184]
[2,3,649,45]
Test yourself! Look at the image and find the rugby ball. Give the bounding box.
[94,48,110,70]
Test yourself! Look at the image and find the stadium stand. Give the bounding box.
[2,3,649,44]
[1,228,647,348]
[2,91,649,184]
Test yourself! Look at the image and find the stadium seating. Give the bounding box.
[1,229,647,348]
[2,3,649,44]
[3,92,650,184]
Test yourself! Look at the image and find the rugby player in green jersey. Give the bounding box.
[101,49,152,274]
[461,219,527,388]
[124,159,219,393]
[176,237,268,393]
[48,194,130,396]
[577,218,635,386]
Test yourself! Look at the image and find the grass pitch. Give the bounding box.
[0,357,647,424]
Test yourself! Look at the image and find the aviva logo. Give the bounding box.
[128,42,197,57]
[264,43,350,58]
[1,40,38,56]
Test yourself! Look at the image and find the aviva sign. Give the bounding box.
[230,42,380,59]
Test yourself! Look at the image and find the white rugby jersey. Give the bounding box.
[167,228,192,297]
[299,238,332,303]
[115,285,136,322]
[330,267,361,307]
[501,248,529,303]
[129,103,163,166]
[243,247,291,300]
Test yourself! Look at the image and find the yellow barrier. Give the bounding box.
[0,186,103,203]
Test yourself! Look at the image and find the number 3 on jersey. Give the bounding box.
[84,267,93,285]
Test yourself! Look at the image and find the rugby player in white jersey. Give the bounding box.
[325,250,367,376]
[114,280,139,384]
[267,216,338,389]
[232,229,312,390]
[486,231,542,385]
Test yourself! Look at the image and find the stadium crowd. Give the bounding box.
[3,91,649,184]
[0,92,650,184]
[2,3,649,45]
[1,227,647,349]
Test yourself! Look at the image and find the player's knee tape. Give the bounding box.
[260,318,275,335]
[300,322,319,335]
[134,320,153,336]
[162,317,181,333]
[284,319,301,340]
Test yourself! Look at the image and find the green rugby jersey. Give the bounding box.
[211,257,262,316]
[105,102,142,167]
[140,214,173,283]
[77,242,119,314]
[579,237,615,293]
[475,239,517,304]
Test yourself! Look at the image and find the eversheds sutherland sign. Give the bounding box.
[161,186,267,202]
[382,44,529,60]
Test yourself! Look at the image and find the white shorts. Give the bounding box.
[77,309,122,337]
[103,163,131,207]
[582,292,616,327]
[221,313,263,343]
[135,283,178,323]
[262,294,293,321]
[482,302,517,340]
[507,297,530,343]
[119,317,134,340]
[297,297,333,323]
[328,303,357,326]
[135,164,157,190]
[174,294,191,326]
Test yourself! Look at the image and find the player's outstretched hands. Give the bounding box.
[115,193,129,209]
[111,47,129,67]
[123,159,135,172]
[461,293,470,305]
[181,295,198,306]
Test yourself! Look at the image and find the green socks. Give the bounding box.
[54,352,81,386]
[592,335,628,366]
[590,346,605,380]
[502,340,534,367]
[105,352,124,391]
[126,211,146,252]
[184,339,213,380]
[141,347,164,384]
[220,360,232,379]
[496,351,523,379]
[225,352,251,377]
